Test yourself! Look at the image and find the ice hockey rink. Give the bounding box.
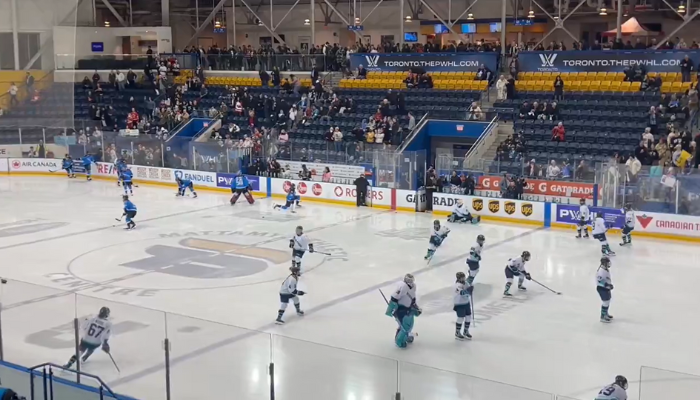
[0,176,699,400]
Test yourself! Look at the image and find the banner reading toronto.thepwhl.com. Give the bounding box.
[349,52,498,73]
[518,49,700,73]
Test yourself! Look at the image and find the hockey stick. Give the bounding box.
[312,251,332,256]
[107,352,120,373]
[114,216,123,222]
[531,278,562,295]
[380,289,418,338]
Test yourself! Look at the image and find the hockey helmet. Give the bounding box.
[614,375,628,390]
[290,266,301,275]
[600,256,611,269]
[98,306,111,319]
[579,198,586,205]
[477,234,485,245]
[456,271,466,282]
[404,273,415,285]
[433,220,441,229]
[295,226,303,235]
[521,251,531,261]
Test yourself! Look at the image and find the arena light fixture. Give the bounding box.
[467,13,474,20]
[678,4,686,13]
[104,21,110,27]
[355,17,361,24]
[527,9,535,18]
[214,20,222,28]
[304,19,310,25]
[599,7,608,15]
[405,15,412,22]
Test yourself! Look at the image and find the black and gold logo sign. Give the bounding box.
[504,201,516,215]
[521,203,534,217]
[488,200,500,213]
[472,198,484,212]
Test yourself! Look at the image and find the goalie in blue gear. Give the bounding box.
[424,220,450,260]
[230,172,255,205]
[385,274,421,348]
[274,183,302,212]
[121,168,134,195]
[62,155,75,178]
[447,199,480,224]
[176,177,197,198]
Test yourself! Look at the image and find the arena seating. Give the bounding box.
[517,71,696,92]
[340,71,489,91]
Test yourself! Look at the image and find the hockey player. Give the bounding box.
[115,157,128,186]
[385,274,422,348]
[274,183,301,213]
[424,220,450,260]
[447,199,480,224]
[453,272,474,340]
[466,235,485,285]
[503,251,531,297]
[595,375,628,400]
[81,153,95,181]
[230,172,255,205]
[592,213,615,256]
[276,266,305,324]
[289,225,314,274]
[620,203,635,246]
[575,198,590,239]
[121,168,134,196]
[597,256,614,323]
[122,195,137,230]
[176,176,197,198]
[63,307,112,369]
[62,155,75,178]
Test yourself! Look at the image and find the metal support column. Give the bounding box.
[184,0,230,47]
[446,0,480,29]
[532,0,586,48]
[162,0,170,25]
[102,0,128,26]
[10,0,19,70]
[270,0,274,33]
[239,0,287,44]
[501,0,507,61]
[419,0,468,41]
[322,0,363,39]
[399,0,404,46]
[232,0,237,45]
[616,0,622,39]
[311,0,315,44]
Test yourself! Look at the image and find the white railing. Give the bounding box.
[463,115,500,169]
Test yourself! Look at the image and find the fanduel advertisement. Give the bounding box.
[349,52,498,72]
[216,173,260,191]
[174,170,216,185]
[556,205,624,228]
[518,49,700,73]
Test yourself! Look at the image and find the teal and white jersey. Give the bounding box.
[467,242,483,263]
[81,316,112,346]
[624,210,635,228]
[596,268,612,289]
[452,202,468,216]
[595,384,627,400]
[592,217,607,235]
[453,282,471,305]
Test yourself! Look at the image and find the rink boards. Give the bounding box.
[2,157,699,243]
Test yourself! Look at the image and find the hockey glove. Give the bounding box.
[606,284,614,290]
[466,285,474,295]
[289,239,294,249]
[308,244,314,253]
[525,273,532,280]
[102,341,110,353]
[296,290,306,296]
[385,301,398,317]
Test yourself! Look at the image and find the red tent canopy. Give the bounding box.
[602,17,660,37]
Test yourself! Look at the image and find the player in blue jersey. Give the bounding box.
[122,195,137,230]
[121,168,134,196]
[229,171,255,205]
[274,183,301,213]
[115,158,128,186]
[62,155,75,178]
[176,177,197,198]
[81,153,94,181]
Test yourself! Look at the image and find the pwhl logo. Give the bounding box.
[637,214,653,229]
[364,55,380,68]
[539,53,558,67]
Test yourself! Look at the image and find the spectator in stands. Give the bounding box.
[648,106,659,135]
[127,69,137,87]
[127,108,139,129]
[464,174,476,195]
[634,38,646,49]
[626,154,642,182]
[553,75,564,101]
[506,75,516,99]
[496,75,507,100]
[357,64,367,79]
[449,171,461,186]
[467,102,482,121]
[29,89,41,104]
[656,137,671,166]
[116,70,126,91]
[688,84,699,131]
[524,159,539,177]
[24,72,33,97]
[81,75,91,89]
[332,127,344,151]
[92,70,100,88]
[519,101,530,119]
[561,161,572,179]
[575,160,588,180]
[642,127,655,147]
[7,82,18,106]
[322,167,332,182]
[108,70,117,88]
[475,64,491,84]
[546,160,561,179]
[509,56,519,80]
[681,55,694,83]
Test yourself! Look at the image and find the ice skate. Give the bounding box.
[455,332,466,340]
[463,330,472,340]
[275,316,285,324]
[518,285,527,291]
[600,315,612,323]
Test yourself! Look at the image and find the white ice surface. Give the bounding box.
[0,176,698,400]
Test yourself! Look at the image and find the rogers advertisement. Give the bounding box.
[478,176,596,199]
[332,185,385,201]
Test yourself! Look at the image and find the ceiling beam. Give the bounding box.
[101,0,128,26]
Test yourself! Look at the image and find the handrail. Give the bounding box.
[397,112,429,154]
[463,114,499,169]
[29,362,120,398]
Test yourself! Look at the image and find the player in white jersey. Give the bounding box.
[424,220,450,260]
[503,251,531,297]
[465,235,485,285]
[596,256,615,323]
[385,274,421,348]
[575,198,590,239]
[63,307,112,369]
[276,266,305,324]
[595,375,628,400]
[620,203,635,246]
[289,225,314,274]
[453,272,474,340]
[592,213,615,256]
[447,199,480,224]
